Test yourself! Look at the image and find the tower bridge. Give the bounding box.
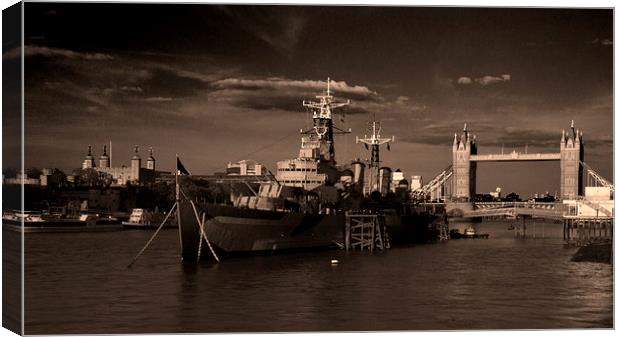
[410,121,612,245]
[412,121,612,204]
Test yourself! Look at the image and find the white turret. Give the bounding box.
[146,147,156,170]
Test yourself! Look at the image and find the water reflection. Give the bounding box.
[23,222,612,333]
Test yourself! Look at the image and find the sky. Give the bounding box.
[4,3,613,197]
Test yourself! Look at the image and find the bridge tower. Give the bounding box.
[452,124,477,200]
[560,120,584,199]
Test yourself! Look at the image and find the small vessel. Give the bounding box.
[449,226,489,239]
[122,208,176,229]
[3,210,44,224]
[3,210,122,233]
[464,227,476,237]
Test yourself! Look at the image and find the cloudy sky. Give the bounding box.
[7,4,613,197]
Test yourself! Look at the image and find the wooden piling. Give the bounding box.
[370,218,375,253]
[344,214,390,252]
[563,219,566,241]
[563,216,612,246]
[345,215,351,251]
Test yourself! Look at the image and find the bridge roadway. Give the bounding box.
[470,152,561,162]
[463,201,564,219]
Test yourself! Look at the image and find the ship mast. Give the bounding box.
[301,77,351,164]
[356,115,394,195]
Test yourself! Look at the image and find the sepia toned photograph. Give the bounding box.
[2,2,614,335]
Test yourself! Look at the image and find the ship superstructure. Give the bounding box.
[356,116,394,195]
[276,78,351,190]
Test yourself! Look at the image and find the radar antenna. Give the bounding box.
[300,77,351,163]
[356,114,394,195]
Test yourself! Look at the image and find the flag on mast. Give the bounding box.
[176,157,191,175]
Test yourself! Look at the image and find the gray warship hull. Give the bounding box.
[179,201,345,260]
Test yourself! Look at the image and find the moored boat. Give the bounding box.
[122,208,176,229]
[2,210,122,233]
[449,226,489,239]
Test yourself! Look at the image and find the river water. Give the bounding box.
[20,221,612,334]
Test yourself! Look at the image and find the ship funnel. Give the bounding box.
[351,160,366,194]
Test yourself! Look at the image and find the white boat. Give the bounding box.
[464,227,477,237]
[3,210,122,233]
[3,210,44,223]
[122,208,175,229]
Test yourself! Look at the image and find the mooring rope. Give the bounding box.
[127,202,177,268]
[189,200,220,263]
[196,212,204,262]
[128,183,221,267]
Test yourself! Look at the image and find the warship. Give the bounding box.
[177,79,436,260]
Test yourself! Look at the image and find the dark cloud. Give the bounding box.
[590,38,613,46]
[457,77,472,84]
[492,128,559,148]
[216,6,308,57]
[145,96,174,102]
[141,68,208,98]
[343,106,374,115]
[208,77,380,112]
[477,74,511,85]
[217,92,303,112]
[580,137,613,148]
[400,121,560,149]
[402,122,612,153]
[120,86,143,93]
[15,4,612,196]
[400,121,479,146]
[4,45,113,60]
[456,74,511,86]
[212,78,377,97]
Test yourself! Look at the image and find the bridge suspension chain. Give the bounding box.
[411,165,453,200]
[580,161,614,193]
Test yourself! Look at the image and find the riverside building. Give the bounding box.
[81,145,158,185]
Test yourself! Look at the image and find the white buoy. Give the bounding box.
[331,259,339,264]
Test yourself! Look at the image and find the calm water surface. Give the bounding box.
[21,222,613,334]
